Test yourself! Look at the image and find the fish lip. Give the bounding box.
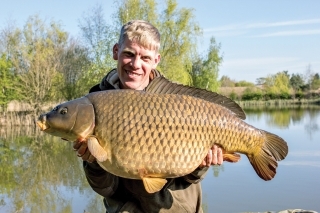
[36,120,50,131]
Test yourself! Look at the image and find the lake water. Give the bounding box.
[0,107,319,213]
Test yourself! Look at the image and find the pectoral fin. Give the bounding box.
[223,152,241,163]
[142,177,167,193]
[138,168,167,193]
[87,136,108,162]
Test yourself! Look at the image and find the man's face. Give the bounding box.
[113,38,161,90]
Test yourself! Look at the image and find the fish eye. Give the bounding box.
[60,108,68,115]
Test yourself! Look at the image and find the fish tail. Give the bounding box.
[248,130,288,181]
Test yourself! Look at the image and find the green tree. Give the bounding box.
[190,37,222,91]
[235,80,254,87]
[114,0,158,26]
[311,73,320,90]
[290,73,305,91]
[0,54,20,109]
[157,0,202,84]
[264,71,291,99]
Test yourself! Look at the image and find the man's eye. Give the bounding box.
[142,56,150,61]
[124,52,134,57]
[60,108,68,115]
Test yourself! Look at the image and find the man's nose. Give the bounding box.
[131,57,142,69]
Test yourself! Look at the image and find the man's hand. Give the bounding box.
[73,140,96,163]
[199,145,223,168]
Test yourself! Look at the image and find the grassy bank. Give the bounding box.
[237,98,320,108]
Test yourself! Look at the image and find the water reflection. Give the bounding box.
[1,107,319,212]
[0,127,104,213]
[244,106,320,137]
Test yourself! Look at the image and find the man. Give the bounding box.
[73,20,224,213]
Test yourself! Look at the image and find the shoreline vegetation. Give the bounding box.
[1,97,320,127]
[238,98,320,108]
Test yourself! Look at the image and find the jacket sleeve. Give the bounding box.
[83,161,118,198]
[183,166,209,184]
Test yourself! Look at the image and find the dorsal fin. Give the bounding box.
[146,77,246,120]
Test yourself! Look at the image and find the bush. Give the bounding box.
[242,88,263,100]
[279,92,291,100]
[264,92,278,100]
[229,91,238,101]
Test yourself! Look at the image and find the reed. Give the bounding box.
[0,101,59,126]
[0,111,36,126]
[237,98,320,107]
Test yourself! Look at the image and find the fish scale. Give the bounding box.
[90,91,243,178]
[37,77,288,193]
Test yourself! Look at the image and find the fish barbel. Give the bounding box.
[37,77,288,193]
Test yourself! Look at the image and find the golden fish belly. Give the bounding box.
[88,90,263,179]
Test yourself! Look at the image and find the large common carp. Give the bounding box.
[37,77,288,193]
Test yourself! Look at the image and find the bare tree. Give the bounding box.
[304,64,314,92]
[78,4,116,86]
[1,15,68,114]
[58,38,92,100]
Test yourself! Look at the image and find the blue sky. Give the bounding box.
[1,0,319,83]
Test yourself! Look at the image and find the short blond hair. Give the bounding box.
[118,20,160,52]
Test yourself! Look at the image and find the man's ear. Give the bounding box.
[113,44,119,60]
[153,54,161,69]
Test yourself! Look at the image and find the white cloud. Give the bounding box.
[253,29,320,37]
[288,151,320,157]
[204,18,320,33]
[246,18,320,28]
[280,161,320,167]
[204,18,320,38]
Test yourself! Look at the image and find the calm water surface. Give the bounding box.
[1,107,319,213]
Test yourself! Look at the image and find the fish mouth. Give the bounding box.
[37,114,50,131]
[37,120,50,131]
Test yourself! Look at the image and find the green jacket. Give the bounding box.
[84,69,208,213]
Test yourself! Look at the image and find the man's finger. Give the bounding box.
[81,150,91,161]
[217,147,223,165]
[73,141,82,150]
[211,145,218,165]
[206,149,213,166]
[77,143,88,157]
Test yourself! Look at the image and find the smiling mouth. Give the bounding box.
[126,70,142,77]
